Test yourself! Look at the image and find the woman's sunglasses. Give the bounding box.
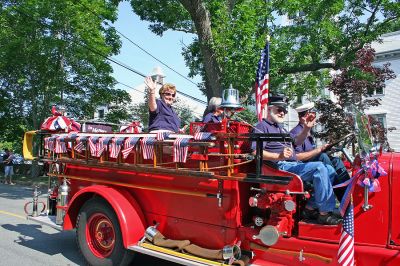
[163,92,176,97]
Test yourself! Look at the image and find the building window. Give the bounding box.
[98,109,105,119]
[367,87,385,96]
[370,114,386,129]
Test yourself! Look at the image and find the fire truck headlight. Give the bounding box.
[252,225,280,246]
[249,196,258,207]
[284,200,296,212]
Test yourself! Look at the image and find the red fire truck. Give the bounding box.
[22,111,400,266]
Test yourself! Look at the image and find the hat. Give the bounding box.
[295,102,316,113]
[269,94,288,109]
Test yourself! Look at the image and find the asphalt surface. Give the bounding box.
[0,183,177,266]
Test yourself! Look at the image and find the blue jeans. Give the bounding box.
[311,153,350,201]
[277,161,336,212]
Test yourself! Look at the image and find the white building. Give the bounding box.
[367,31,400,150]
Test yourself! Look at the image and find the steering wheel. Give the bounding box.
[323,133,355,152]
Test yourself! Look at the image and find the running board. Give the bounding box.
[128,242,229,266]
[26,214,62,231]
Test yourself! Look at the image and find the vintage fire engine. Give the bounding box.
[22,93,400,266]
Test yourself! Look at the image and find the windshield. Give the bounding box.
[351,106,373,156]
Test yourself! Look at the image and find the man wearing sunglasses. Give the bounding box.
[291,102,350,201]
[252,95,341,225]
[145,76,181,133]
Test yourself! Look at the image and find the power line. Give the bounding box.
[73,0,207,105]
[74,0,199,86]
[12,3,207,106]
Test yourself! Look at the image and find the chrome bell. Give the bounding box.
[220,85,242,109]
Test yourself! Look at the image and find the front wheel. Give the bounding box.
[76,197,134,266]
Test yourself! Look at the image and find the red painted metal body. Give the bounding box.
[40,121,400,265]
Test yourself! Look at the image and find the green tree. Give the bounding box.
[0,0,130,151]
[129,0,399,101]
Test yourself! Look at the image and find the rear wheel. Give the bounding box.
[76,197,134,266]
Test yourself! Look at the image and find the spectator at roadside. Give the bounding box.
[2,149,15,185]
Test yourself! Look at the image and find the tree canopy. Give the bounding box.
[0,0,131,150]
[129,0,400,101]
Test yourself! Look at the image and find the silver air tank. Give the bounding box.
[55,178,70,225]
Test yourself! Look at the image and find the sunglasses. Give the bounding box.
[163,92,176,97]
[276,106,288,114]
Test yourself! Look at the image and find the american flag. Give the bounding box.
[122,137,140,159]
[255,37,270,122]
[141,137,156,160]
[173,137,190,163]
[88,136,100,157]
[110,137,125,159]
[67,133,78,149]
[74,137,85,153]
[44,137,55,151]
[338,202,354,266]
[97,137,111,157]
[192,124,205,134]
[55,137,67,154]
[193,132,212,141]
[156,131,171,141]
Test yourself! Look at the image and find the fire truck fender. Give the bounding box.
[63,185,146,248]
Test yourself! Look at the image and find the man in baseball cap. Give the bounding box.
[290,102,350,202]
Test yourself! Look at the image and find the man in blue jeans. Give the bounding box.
[290,102,350,201]
[253,95,341,225]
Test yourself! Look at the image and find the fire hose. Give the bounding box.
[144,226,249,266]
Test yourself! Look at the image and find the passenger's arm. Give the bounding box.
[261,147,293,161]
[293,114,315,146]
[145,76,157,112]
[296,144,330,161]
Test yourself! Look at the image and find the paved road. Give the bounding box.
[0,183,177,266]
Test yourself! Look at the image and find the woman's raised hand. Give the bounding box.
[144,76,156,94]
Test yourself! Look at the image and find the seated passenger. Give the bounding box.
[203,97,223,123]
[252,95,341,225]
[290,102,351,201]
[145,76,181,133]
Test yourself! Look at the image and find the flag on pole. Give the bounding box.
[74,137,85,153]
[55,137,67,154]
[141,137,156,160]
[121,137,140,159]
[156,131,171,141]
[338,202,354,266]
[255,36,270,122]
[193,132,212,141]
[88,136,100,157]
[110,137,125,159]
[173,137,191,163]
[44,137,55,151]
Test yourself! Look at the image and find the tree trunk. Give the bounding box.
[179,0,222,101]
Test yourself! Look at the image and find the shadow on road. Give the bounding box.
[2,223,84,265]
[0,183,47,200]
[1,223,178,266]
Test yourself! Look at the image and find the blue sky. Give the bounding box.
[111,2,206,102]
